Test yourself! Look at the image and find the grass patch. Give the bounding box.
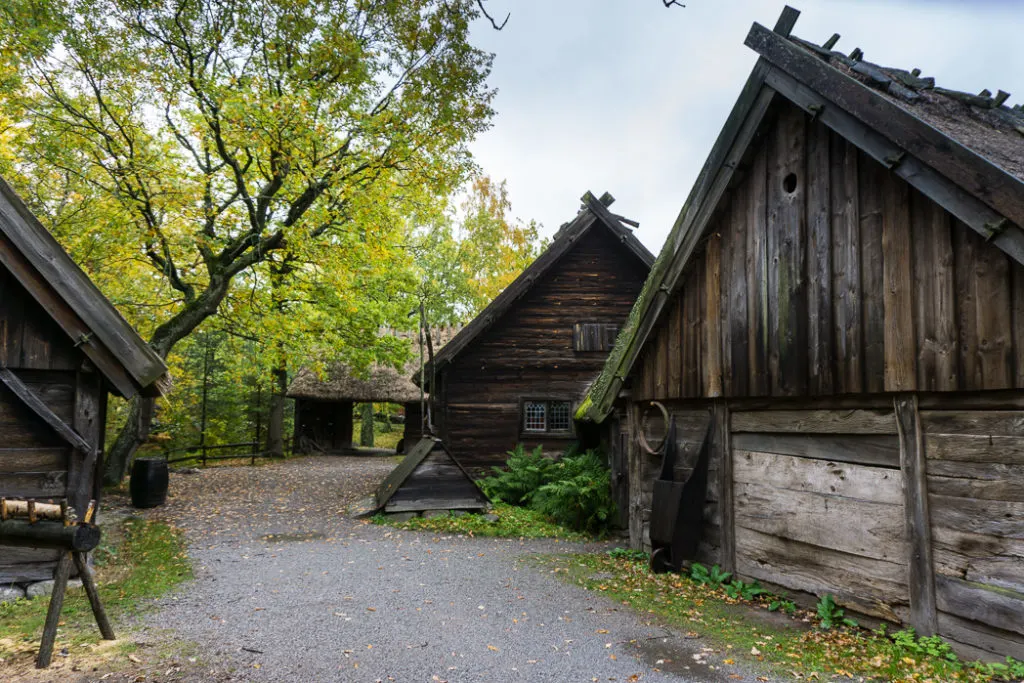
[0,517,191,662]
[544,551,1024,683]
[373,503,589,540]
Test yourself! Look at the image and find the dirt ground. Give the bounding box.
[7,456,763,683]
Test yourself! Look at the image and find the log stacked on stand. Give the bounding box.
[0,496,114,668]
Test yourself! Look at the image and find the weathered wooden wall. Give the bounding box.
[0,267,105,582]
[922,410,1024,659]
[731,408,910,623]
[633,100,1024,402]
[437,226,648,472]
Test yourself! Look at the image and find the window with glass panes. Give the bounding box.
[522,400,572,434]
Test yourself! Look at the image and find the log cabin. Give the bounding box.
[421,191,653,475]
[577,7,1024,661]
[0,177,170,584]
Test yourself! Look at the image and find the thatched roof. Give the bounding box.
[287,363,423,403]
[287,326,462,403]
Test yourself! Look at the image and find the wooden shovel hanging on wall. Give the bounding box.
[647,406,712,573]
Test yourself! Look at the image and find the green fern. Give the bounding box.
[532,449,616,534]
[478,444,559,505]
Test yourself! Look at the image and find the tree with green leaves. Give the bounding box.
[0,0,495,482]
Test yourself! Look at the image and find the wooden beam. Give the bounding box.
[72,551,115,640]
[69,370,101,516]
[746,22,1024,232]
[772,6,801,37]
[0,368,93,453]
[714,401,735,572]
[0,519,101,551]
[762,67,1024,266]
[894,394,938,636]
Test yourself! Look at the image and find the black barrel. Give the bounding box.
[130,457,169,508]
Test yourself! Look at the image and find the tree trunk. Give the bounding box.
[360,403,374,447]
[265,257,294,458]
[103,277,229,485]
[267,366,287,457]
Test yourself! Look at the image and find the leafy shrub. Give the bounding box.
[767,597,797,615]
[608,547,649,562]
[815,593,857,630]
[478,444,560,505]
[724,578,769,601]
[690,563,732,588]
[974,657,1024,680]
[890,628,959,663]
[532,449,616,534]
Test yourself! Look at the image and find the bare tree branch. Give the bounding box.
[475,0,509,30]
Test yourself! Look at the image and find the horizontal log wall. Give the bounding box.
[730,408,910,623]
[923,410,1024,659]
[439,227,648,471]
[1,266,104,583]
[633,100,1024,403]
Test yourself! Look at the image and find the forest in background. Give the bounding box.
[0,0,543,469]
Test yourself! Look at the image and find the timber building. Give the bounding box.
[421,192,653,475]
[0,177,169,583]
[578,7,1024,660]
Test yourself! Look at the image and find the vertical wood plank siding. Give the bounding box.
[635,101,1024,399]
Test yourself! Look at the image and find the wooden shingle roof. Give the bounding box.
[578,5,1024,423]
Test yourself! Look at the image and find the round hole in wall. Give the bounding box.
[783,172,798,193]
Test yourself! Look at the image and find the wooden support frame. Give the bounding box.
[894,395,938,636]
[35,549,115,668]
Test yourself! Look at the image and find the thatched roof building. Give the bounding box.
[287,363,423,404]
[286,326,461,455]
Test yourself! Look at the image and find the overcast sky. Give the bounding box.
[467,0,1024,253]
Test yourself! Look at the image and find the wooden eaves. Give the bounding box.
[0,177,169,398]
[578,4,1024,423]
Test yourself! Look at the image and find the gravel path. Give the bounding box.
[130,456,749,682]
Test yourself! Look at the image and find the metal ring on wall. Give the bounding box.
[638,401,669,455]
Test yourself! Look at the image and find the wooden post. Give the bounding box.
[894,395,938,635]
[715,400,735,573]
[627,402,644,551]
[36,552,72,668]
[72,552,114,640]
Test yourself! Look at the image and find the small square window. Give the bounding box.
[524,401,547,432]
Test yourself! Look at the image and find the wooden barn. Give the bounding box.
[0,177,169,584]
[421,191,653,475]
[578,7,1024,660]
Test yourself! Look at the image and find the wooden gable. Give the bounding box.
[632,99,1024,402]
